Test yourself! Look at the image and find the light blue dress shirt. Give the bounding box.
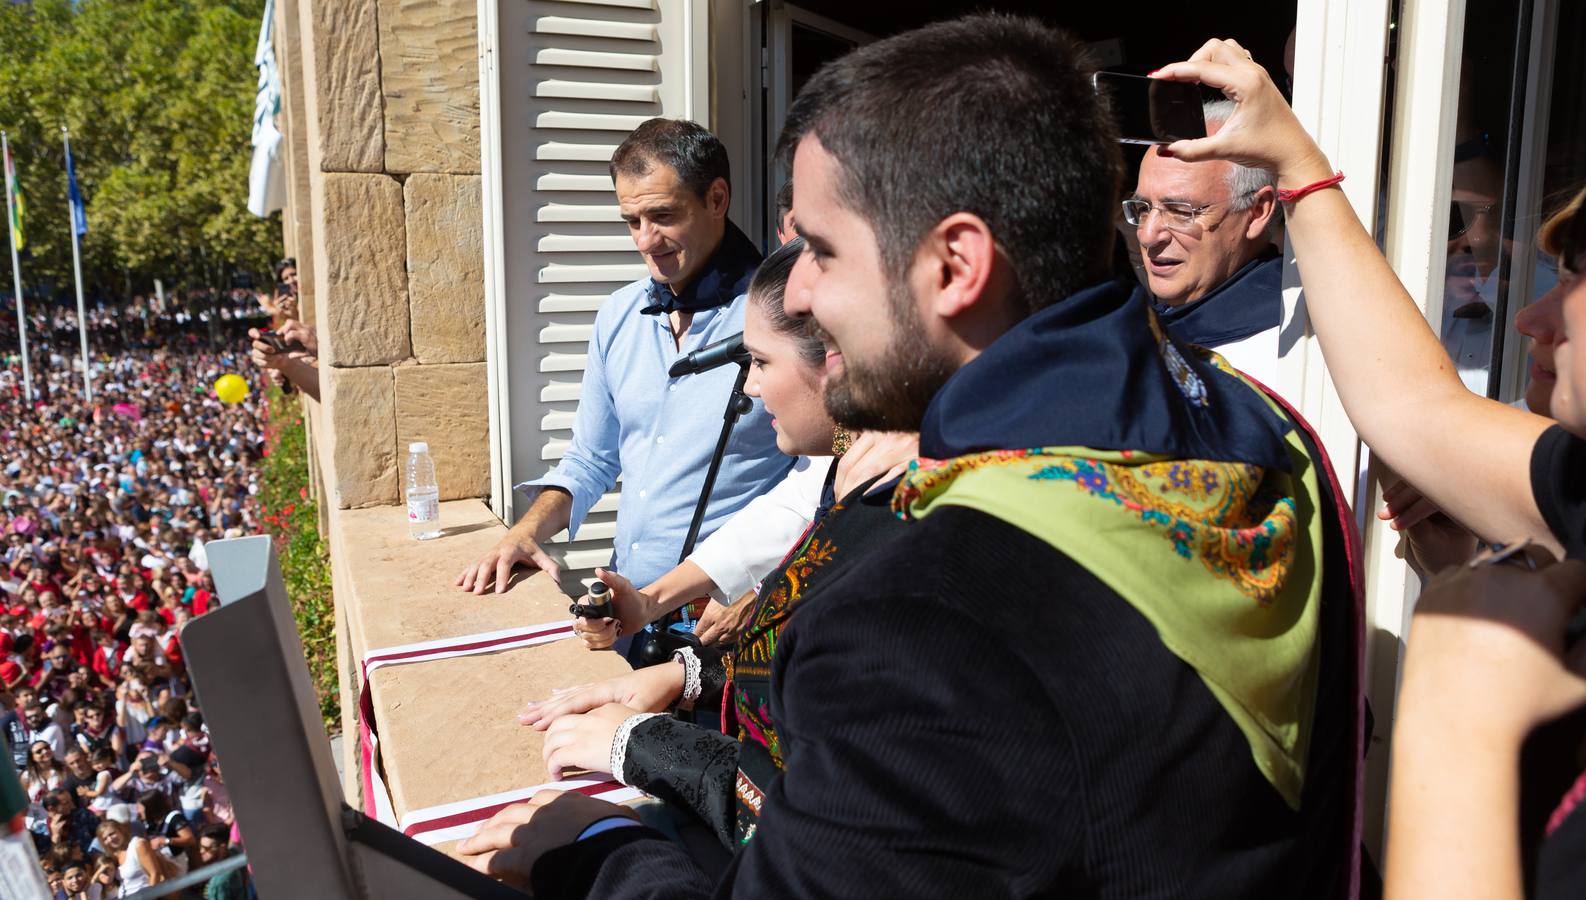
[516,278,794,589]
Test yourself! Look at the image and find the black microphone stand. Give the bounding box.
[636,348,753,669]
[679,354,754,563]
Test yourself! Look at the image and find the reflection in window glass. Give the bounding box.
[1441,0,1585,404]
[1440,0,1526,398]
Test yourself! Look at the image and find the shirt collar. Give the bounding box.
[919,279,1292,472]
[639,220,763,316]
[1151,248,1283,347]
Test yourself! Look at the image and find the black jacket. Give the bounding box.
[535,502,1354,899]
[533,282,1358,898]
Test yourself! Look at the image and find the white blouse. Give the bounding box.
[686,456,834,604]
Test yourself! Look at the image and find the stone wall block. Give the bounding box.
[310,0,385,172]
[278,0,317,323]
[394,363,490,501]
[325,366,398,508]
[379,0,481,174]
[406,174,485,363]
[321,174,413,367]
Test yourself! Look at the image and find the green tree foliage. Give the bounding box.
[0,0,279,299]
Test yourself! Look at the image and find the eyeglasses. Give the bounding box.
[1121,191,1257,231]
[1449,200,1497,241]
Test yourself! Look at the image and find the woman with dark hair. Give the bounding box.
[562,241,913,652]
[136,788,196,873]
[1153,40,1586,900]
[500,238,913,871]
[23,739,66,816]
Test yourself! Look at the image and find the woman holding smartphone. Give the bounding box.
[1152,39,1586,900]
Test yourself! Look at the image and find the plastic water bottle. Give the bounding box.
[405,441,442,541]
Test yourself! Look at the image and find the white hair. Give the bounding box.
[1203,100,1281,233]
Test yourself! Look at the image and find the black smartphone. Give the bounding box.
[1092,72,1207,145]
[257,329,305,355]
[257,329,287,353]
[276,281,292,296]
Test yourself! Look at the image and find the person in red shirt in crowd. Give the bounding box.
[90,630,121,689]
[66,608,97,665]
[160,609,190,673]
[192,590,211,617]
[13,556,58,597]
[115,574,150,613]
[100,595,134,646]
[30,591,68,631]
[13,584,37,612]
[0,659,26,692]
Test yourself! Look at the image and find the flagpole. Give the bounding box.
[62,127,92,403]
[1,131,31,404]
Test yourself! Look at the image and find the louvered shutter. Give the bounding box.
[485,0,708,580]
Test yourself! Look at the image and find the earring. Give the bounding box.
[831,426,852,456]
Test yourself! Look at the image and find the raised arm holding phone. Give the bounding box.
[1153,40,1560,556]
[1154,36,1586,900]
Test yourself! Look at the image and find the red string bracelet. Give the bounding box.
[1277,171,1345,203]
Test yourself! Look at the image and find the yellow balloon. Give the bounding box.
[214,374,250,404]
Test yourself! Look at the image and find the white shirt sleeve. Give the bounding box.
[686,456,834,604]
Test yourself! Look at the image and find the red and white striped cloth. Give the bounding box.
[356,620,627,828]
[399,777,643,846]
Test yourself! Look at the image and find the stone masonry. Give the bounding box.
[278,0,487,510]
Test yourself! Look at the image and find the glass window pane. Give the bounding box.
[1439,0,1526,398]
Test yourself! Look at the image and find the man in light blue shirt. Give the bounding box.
[456,119,792,617]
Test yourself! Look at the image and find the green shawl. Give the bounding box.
[893,396,1323,809]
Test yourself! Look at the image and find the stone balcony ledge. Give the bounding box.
[327,499,629,854]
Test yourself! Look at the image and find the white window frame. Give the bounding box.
[1290,0,1469,854]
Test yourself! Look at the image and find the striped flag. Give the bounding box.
[64,136,86,237]
[2,143,22,251]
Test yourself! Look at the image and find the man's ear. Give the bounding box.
[1244,185,1279,242]
[917,213,998,320]
[705,177,731,218]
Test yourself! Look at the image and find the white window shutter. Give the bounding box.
[485,0,705,582]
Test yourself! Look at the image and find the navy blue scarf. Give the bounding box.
[639,220,763,316]
[1153,249,1283,348]
[919,279,1292,472]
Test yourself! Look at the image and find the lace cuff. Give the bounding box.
[609,712,667,786]
[672,647,703,708]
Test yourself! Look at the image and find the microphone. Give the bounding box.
[668,332,749,377]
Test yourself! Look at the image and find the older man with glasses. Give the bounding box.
[1126,100,1283,384]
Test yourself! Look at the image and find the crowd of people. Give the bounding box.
[0,291,267,896]
[6,289,263,366]
[430,15,1586,900]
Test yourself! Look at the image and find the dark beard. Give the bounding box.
[822,280,957,432]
